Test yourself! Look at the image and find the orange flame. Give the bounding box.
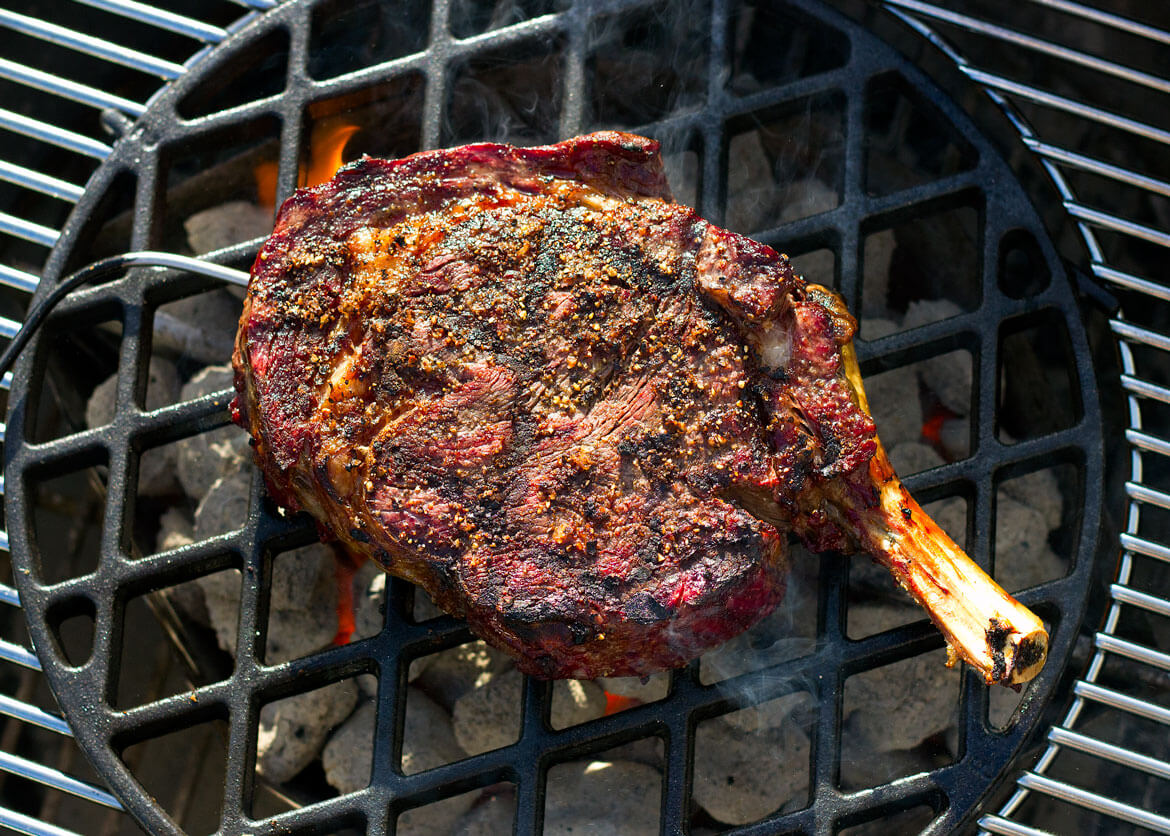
[302,118,360,189]
[254,117,359,207]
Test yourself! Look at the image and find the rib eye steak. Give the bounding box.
[232,131,1047,684]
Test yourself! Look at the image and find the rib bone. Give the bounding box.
[838,344,1049,686]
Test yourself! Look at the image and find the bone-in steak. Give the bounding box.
[233,132,1047,684]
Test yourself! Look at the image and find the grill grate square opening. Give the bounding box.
[398,782,514,834]
[260,542,350,665]
[595,671,670,715]
[177,30,289,121]
[29,454,108,585]
[863,71,978,198]
[840,649,959,791]
[585,0,710,131]
[860,203,982,335]
[443,37,565,146]
[309,0,430,80]
[119,717,229,836]
[407,638,512,711]
[693,692,812,827]
[114,585,227,710]
[997,310,1081,443]
[147,289,245,385]
[159,118,282,256]
[188,465,252,543]
[992,462,1076,594]
[723,93,845,234]
[250,675,361,813]
[33,307,123,445]
[727,0,849,95]
[988,674,1028,732]
[399,682,466,775]
[46,596,96,669]
[699,552,817,685]
[861,346,974,463]
[547,742,664,834]
[997,228,1052,300]
[305,75,426,166]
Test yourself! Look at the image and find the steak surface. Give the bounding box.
[233,132,875,678]
[235,131,1049,686]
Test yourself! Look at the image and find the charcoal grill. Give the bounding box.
[0,1,1163,834]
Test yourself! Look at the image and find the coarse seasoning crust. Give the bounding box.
[232,132,878,678]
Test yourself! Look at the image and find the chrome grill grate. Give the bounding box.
[0,3,274,833]
[879,1,1170,834]
[0,1,1165,834]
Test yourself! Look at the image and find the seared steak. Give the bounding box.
[233,132,1047,684]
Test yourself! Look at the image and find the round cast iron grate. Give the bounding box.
[3,1,1123,834]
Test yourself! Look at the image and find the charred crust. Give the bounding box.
[238,133,842,678]
[1013,634,1045,673]
[986,617,1012,682]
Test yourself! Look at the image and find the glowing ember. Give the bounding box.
[921,404,957,446]
[332,550,366,646]
[603,692,639,715]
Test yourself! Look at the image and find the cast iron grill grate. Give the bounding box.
[0,0,1133,834]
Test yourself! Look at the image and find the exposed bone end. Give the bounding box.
[862,468,1048,686]
[838,345,1049,687]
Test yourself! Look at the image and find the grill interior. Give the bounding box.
[0,1,1158,835]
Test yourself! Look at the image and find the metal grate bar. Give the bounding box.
[1048,726,1170,781]
[0,584,18,607]
[1094,264,1170,302]
[1118,532,1170,564]
[0,806,84,836]
[1025,0,1170,47]
[1121,374,1170,405]
[1094,632,1170,672]
[1064,202,1170,248]
[0,161,84,203]
[0,8,186,79]
[1126,480,1170,511]
[1110,583,1170,620]
[0,749,121,809]
[977,815,1057,836]
[1074,681,1170,727]
[0,56,145,116]
[0,107,110,159]
[0,316,20,340]
[1126,429,1170,458]
[884,0,1170,94]
[1110,319,1170,353]
[69,0,228,43]
[0,639,40,672]
[0,212,60,249]
[0,264,39,295]
[0,694,71,737]
[1025,140,1170,198]
[1017,772,1170,834]
[963,68,1170,147]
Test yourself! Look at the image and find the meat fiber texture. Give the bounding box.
[233,132,877,679]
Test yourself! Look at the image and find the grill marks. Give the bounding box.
[235,133,875,678]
